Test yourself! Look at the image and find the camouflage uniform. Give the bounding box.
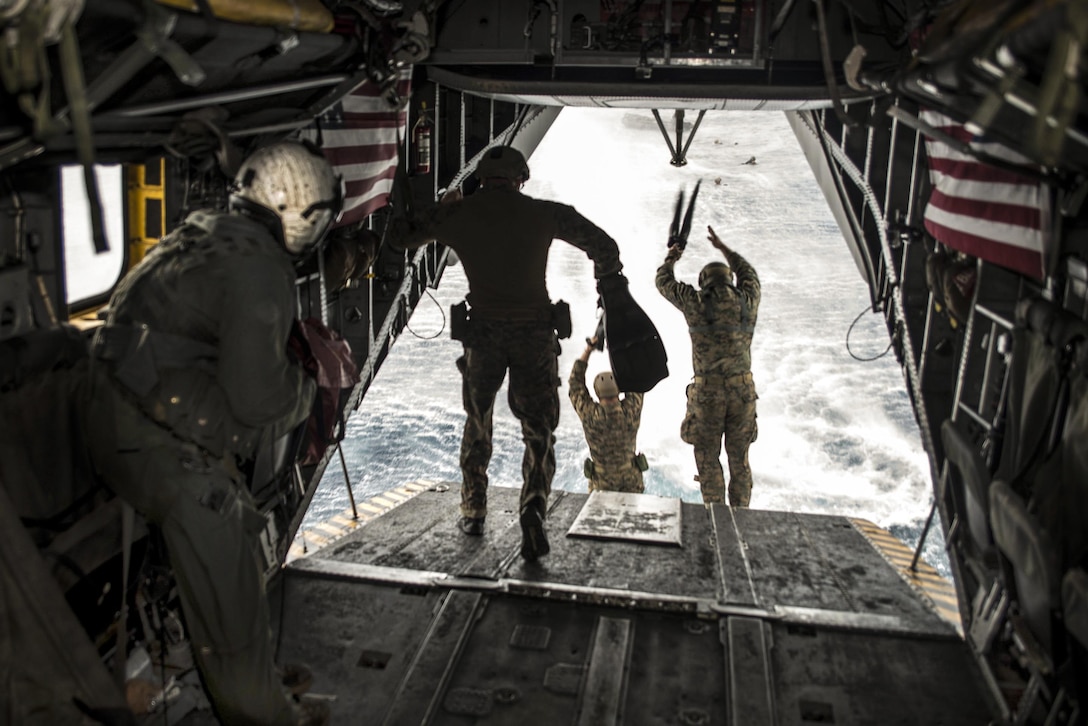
[656,247,760,506]
[390,186,621,519]
[568,358,645,492]
[84,211,314,726]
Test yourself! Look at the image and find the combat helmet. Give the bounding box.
[476,146,530,183]
[593,371,619,399]
[230,140,343,256]
[698,261,733,289]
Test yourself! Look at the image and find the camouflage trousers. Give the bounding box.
[458,320,560,519]
[588,464,645,494]
[680,372,758,507]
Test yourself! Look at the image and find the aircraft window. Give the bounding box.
[62,164,125,304]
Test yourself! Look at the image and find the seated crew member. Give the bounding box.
[656,225,761,507]
[83,141,338,725]
[569,336,646,493]
[387,145,626,561]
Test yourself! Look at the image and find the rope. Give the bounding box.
[846,301,893,362]
[404,287,446,340]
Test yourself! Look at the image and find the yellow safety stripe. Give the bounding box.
[286,480,432,563]
[850,517,963,634]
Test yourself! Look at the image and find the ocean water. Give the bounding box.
[305,108,949,575]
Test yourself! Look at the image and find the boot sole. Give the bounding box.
[520,508,550,561]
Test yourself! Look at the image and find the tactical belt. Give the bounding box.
[584,454,647,478]
[470,307,553,323]
[460,301,572,339]
[693,371,753,385]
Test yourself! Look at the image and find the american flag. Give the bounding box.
[306,68,412,228]
[920,109,1050,280]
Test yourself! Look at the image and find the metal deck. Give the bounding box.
[253,486,994,725]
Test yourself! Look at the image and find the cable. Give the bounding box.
[845,302,894,362]
[404,287,446,339]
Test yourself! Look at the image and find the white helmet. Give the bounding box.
[230,140,342,255]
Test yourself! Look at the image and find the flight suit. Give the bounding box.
[568,358,645,493]
[656,247,760,506]
[84,210,315,725]
[390,186,622,520]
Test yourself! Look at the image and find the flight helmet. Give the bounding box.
[230,140,343,256]
[593,371,619,399]
[476,146,530,183]
[698,261,733,289]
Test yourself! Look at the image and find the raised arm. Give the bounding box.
[568,340,596,415]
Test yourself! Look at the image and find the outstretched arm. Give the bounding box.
[568,350,594,413]
[579,338,596,363]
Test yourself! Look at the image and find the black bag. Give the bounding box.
[597,273,668,393]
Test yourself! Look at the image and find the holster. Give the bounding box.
[552,300,572,339]
[450,300,469,341]
[583,457,595,479]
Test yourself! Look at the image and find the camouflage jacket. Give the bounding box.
[568,359,643,469]
[655,248,761,379]
[388,186,622,315]
[101,210,315,457]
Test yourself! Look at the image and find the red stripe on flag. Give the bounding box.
[303,68,412,228]
[323,142,399,167]
[923,217,1045,279]
[928,189,1041,229]
[919,109,1048,280]
[927,157,1039,186]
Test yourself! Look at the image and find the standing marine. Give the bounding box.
[388,145,625,560]
[569,336,646,493]
[656,224,761,507]
[83,141,338,725]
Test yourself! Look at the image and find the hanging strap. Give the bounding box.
[113,501,135,688]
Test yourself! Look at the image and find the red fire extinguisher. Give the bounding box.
[412,102,433,175]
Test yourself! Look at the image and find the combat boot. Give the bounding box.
[278,663,313,696]
[519,502,549,561]
[460,516,485,535]
[293,700,331,726]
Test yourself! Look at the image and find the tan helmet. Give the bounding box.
[593,371,619,399]
[698,261,733,289]
[230,140,343,256]
[475,146,530,182]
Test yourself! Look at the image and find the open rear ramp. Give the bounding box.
[272,486,991,725]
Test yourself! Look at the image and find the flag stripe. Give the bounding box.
[305,68,411,228]
[927,157,1038,186]
[924,215,1045,279]
[919,108,1048,280]
[928,189,1041,230]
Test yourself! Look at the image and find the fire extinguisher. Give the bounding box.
[412,102,433,175]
